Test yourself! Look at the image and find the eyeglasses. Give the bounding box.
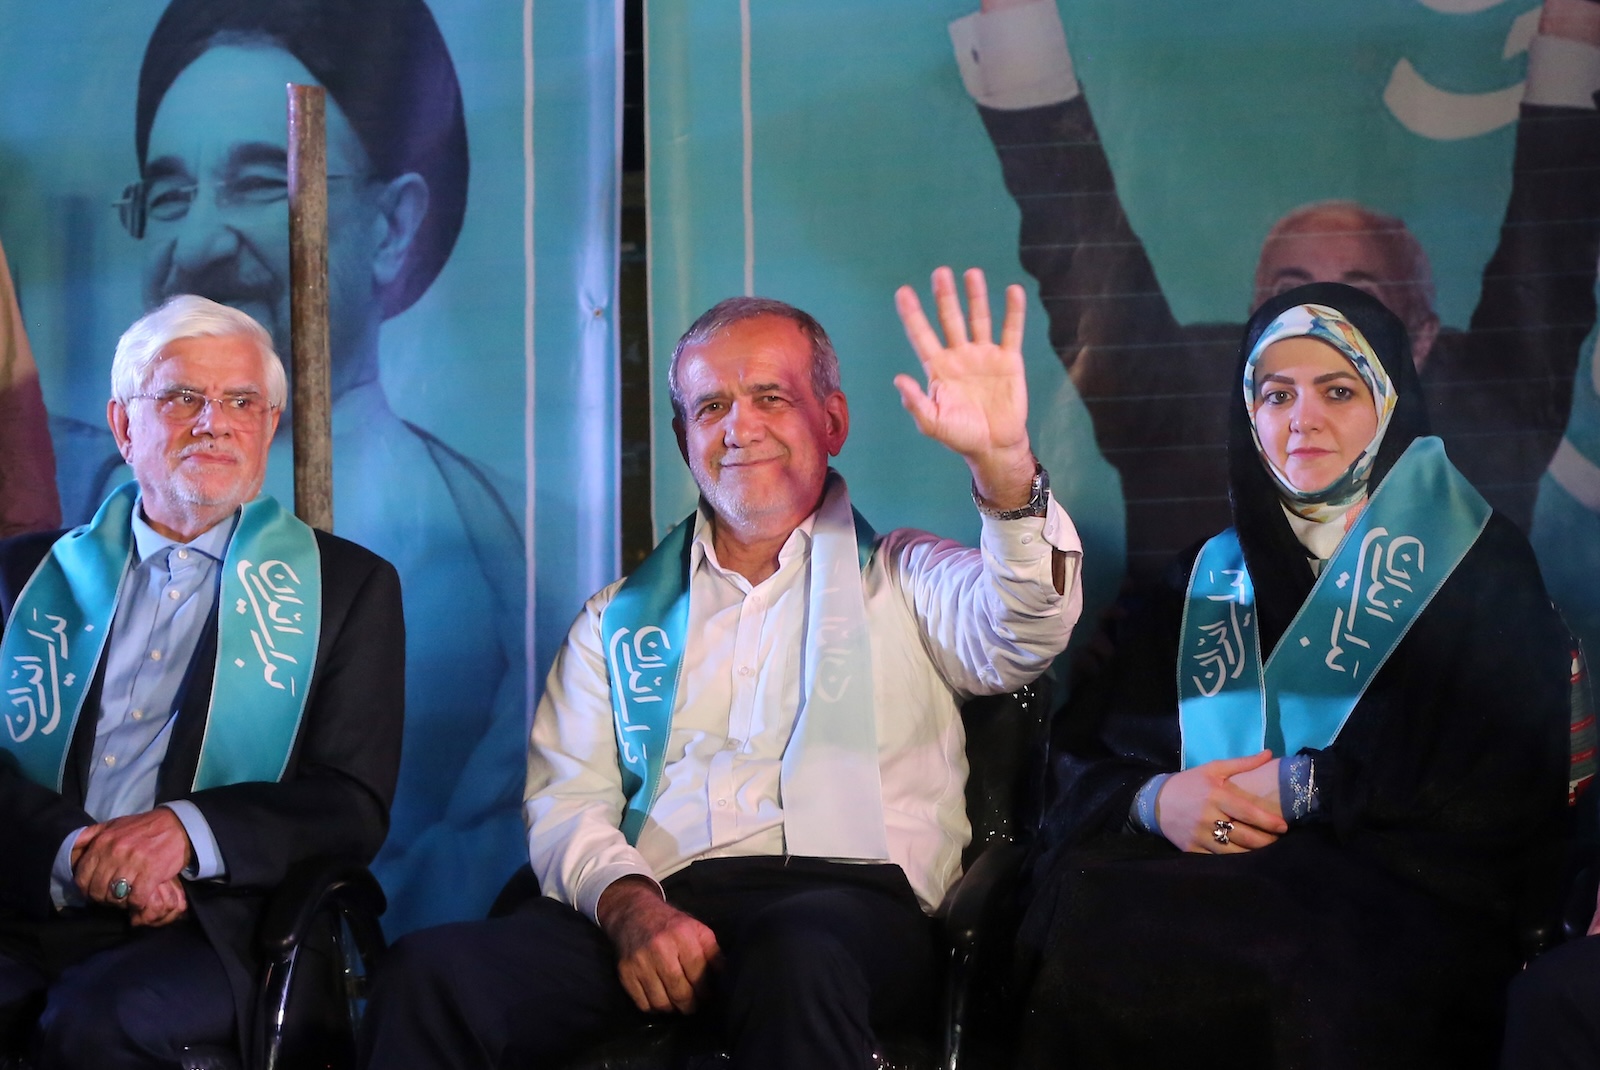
[114,172,356,240]
[127,388,276,423]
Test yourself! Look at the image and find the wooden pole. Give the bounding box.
[287,83,333,531]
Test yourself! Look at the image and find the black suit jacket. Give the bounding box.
[0,522,404,1056]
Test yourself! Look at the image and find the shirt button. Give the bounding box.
[150,649,162,661]
[1021,534,1034,544]
[716,799,728,808]
[130,709,143,722]
[176,549,189,560]
[103,755,117,767]
[725,739,740,751]
[167,589,181,601]
[738,666,752,677]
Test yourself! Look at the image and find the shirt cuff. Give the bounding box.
[979,494,1083,560]
[949,1,1079,110]
[1526,34,1600,109]
[578,863,663,925]
[161,800,226,881]
[51,827,88,911]
[1129,773,1173,834]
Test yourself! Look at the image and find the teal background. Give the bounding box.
[647,0,1543,632]
[0,0,620,934]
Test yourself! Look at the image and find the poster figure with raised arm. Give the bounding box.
[952,0,1600,585]
[46,0,528,933]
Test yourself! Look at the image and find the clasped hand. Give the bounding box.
[71,807,194,926]
[1155,751,1288,854]
[894,267,1038,508]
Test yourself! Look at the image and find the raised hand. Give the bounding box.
[894,266,1037,510]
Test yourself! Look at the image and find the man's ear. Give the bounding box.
[371,173,430,290]
[107,399,135,462]
[673,415,690,466]
[824,391,849,457]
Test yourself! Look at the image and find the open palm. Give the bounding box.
[895,267,1035,505]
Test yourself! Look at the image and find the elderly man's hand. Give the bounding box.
[128,878,191,928]
[894,267,1039,511]
[72,808,194,914]
[597,876,722,1014]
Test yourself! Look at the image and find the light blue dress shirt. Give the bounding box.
[50,505,234,910]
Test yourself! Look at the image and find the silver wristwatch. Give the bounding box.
[972,460,1050,520]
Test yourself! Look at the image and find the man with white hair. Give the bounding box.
[0,295,404,1067]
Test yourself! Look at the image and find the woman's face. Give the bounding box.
[1252,336,1379,493]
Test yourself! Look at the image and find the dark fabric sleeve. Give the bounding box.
[1040,556,1192,848]
[978,98,1181,374]
[1431,103,1600,529]
[978,100,1238,575]
[0,531,97,920]
[1304,515,1571,921]
[183,537,405,892]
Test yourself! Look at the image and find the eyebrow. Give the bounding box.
[1257,369,1361,387]
[143,155,194,182]
[145,142,287,180]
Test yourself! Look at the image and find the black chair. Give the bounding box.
[186,856,389,1070]
[487,679,1052,1070]
[1518,636,1600,962]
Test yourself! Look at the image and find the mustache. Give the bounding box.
[175,442,244,462]
[151,259,282,314]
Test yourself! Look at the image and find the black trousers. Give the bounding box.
[0,910,234,1069]
[1502,935,1600,1069]
[360,856,938,1070]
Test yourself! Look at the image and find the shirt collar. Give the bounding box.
[690,502,816,580]
[130,500,237,566]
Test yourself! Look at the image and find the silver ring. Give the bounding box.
[1211,819,1234,846]
[109,877,132,901]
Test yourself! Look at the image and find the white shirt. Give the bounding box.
[524,495,1083,920]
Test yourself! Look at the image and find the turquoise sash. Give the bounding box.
[601,479,877,847]
[1178,438,1489,767]
[2,482,322,791]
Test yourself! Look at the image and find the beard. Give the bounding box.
[166,442,258,509]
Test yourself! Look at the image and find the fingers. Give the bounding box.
[896,267,1010,359]
[1215,821,1279,852]
[130,880,189,927]
[1215,776,1288,834]
[964,269,992,346]
[1207,750,1276,777]
[892,373,936,436]
[932,266,969,348]
[999,283,1027,353]
[618,934,713,1013]
[894,285,942,368]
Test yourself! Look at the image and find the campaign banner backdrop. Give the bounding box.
[0,0,620,934]
[647,0,1600,667]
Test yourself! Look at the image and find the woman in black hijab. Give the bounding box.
[1014,282,1570,1068]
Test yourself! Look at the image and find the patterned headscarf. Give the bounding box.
[1242,302,1397,523]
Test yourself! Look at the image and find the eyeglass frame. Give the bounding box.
[113,172,360,240]
[125,388,280,424]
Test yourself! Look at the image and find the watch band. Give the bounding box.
[972,459,1050,520]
